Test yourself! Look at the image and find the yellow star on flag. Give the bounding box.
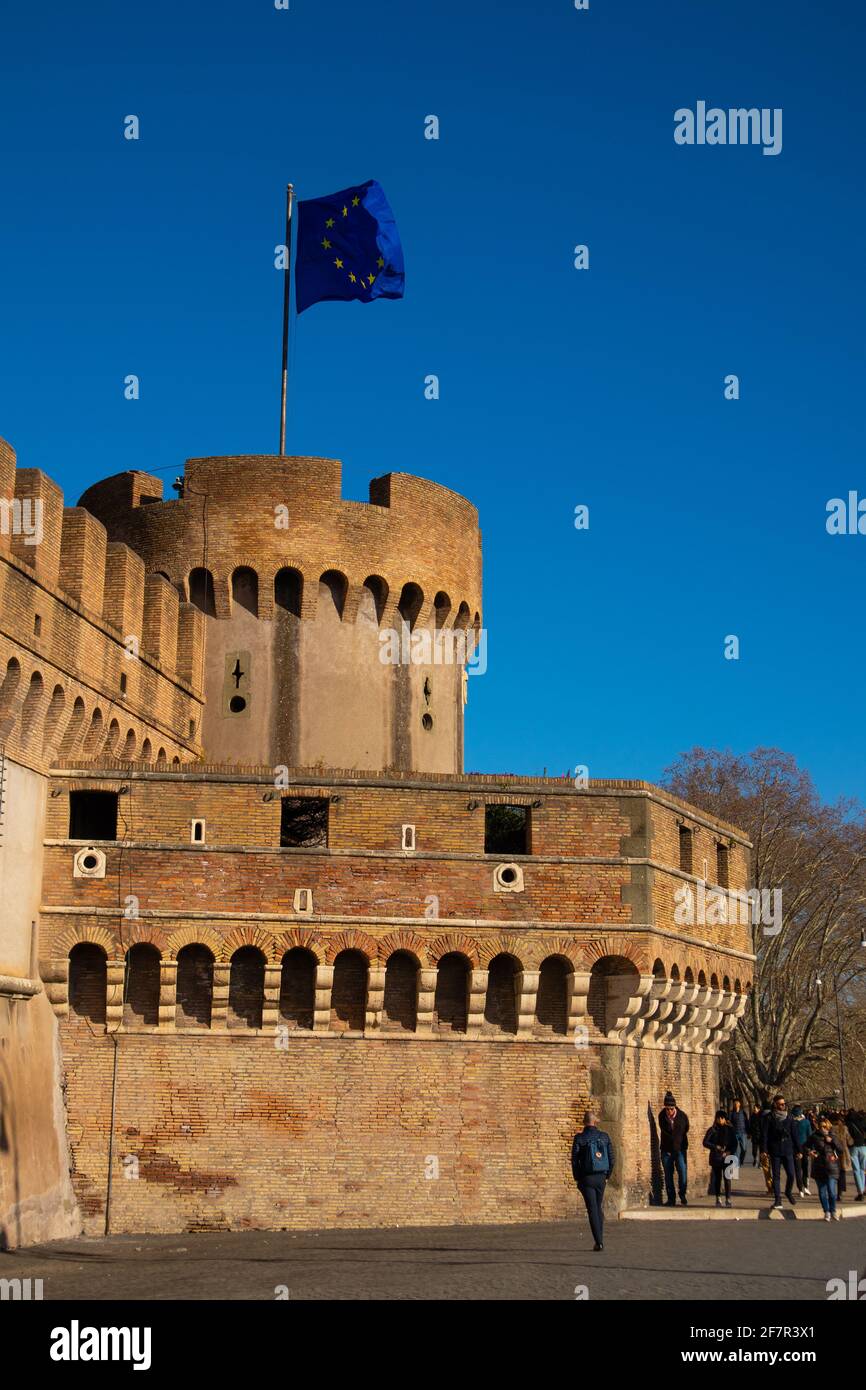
[367,273,375,285]
[325,218,335,228]
[348,272,357,283]
[377,257,385,268]
[342,206,348,217]
[322,238,332,249]
[334,257,344,268]
[352,196,360,206]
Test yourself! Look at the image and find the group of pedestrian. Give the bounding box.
[570,1092,866,1250]
[745,1094,866,1217]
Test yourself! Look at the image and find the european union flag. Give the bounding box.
[294,180,405,314]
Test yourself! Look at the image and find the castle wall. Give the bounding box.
[60,1030,597,1234]
[39,767,751,1234]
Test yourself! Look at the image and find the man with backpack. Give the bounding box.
[571,1110,615,1251]
[845,1108,866,1202]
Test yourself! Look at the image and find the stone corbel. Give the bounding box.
[416,967,436,1035]
[467,968,488,1035]
[313,964,333,1032]
[365,965,385,1032]
[158,959,176,1030]
[516,970,539,1037]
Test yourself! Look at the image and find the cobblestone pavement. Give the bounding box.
[2,1210,863,1300]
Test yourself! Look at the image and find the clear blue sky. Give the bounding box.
[1,1,864,803]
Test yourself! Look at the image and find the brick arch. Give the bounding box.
[322,928,378,964]
[529,937,582,970]
[477,934,526,969]
[0,655,23,740]
[120,922,169,954]
[165,924,224,961]
[582,936,649,974]
[223,924,280,963]
[376,929,429,966]
[273,925,324,963]
[427,932,480,967]
[52,921,120,960]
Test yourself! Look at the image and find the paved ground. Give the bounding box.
[2,1207,863,1300]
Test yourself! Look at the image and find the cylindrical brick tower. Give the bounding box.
[78,455,482,773]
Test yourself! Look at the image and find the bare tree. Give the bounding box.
[664,747,866,1106]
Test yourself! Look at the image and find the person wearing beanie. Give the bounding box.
[759,1094,798,1209]
[571,1109,615,1251]
[658,1091,690,1207]
[703,1108,738,1207]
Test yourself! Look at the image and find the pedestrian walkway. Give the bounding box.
[621,1154,866,1221]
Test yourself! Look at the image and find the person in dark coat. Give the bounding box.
[845,1108,866,1201]
[658,1090,689,1206]
[760,1094,798,1208]
[791,1105,812,1196]
[704,1109,738,1207]
[806,1114,844,1220]
[729,1099,748,1167]
[749,1106,762,1166]
[571,1110,615,1251]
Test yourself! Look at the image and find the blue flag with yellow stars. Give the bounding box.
[294,180,405,314]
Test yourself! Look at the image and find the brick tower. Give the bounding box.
[79,455,482,773]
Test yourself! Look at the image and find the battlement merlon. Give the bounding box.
[76,455,483,624]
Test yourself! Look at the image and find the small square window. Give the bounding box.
[69,791,118,841]
[484,804,529,855]
[280,797,329,848]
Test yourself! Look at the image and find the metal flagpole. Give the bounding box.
[279,182,294,455]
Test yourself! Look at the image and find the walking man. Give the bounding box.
[760,1094,798,1209]
[729,1098,748,1167]
[571,1109,615,1251]
[658,1090,689,1206]
[845,1108,866,1202]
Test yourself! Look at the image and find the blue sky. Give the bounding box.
[1,1,864,802]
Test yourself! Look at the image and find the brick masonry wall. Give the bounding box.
[62,1023,599,1234]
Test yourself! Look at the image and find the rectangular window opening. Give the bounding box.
[717,843,729,889]
[280,796,329,848]
[679,824,693,875]
[484,803,529,856]
[69,790,118,841]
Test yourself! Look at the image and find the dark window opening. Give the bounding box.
[120,672,128,694]
[280,796,329,848]
[69,790,118,841]
[716,843,729,889]
[275,567,303,617]
[189,567,216,617]
[34,614,42,636]
[484,803,529,855]
[679,824,693,874]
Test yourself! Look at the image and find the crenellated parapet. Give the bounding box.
[77,453,483,773]
[0,435,204,771]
